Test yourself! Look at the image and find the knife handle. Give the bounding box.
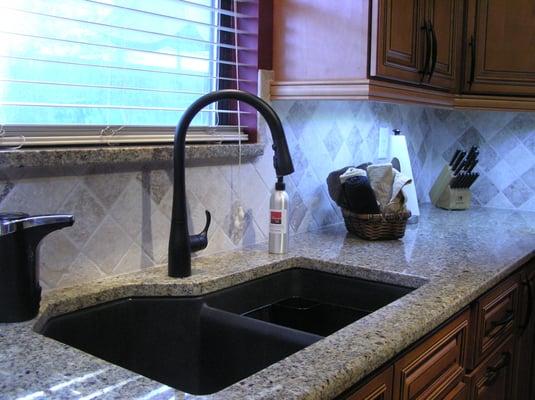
[450,149,461,166]
[466,158,478,173]
[454,159,466,175]
[452,151,466,171]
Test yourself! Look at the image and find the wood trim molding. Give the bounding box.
[454,95,535,112]
[270,79,452,108]
[270,80,372,100]
[270,79,535,111]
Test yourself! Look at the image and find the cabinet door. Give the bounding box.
[346,367,393,400]
[463,0,535,95]
[423,0,463,91]
[371,0,427,84]
[470,275,520,368]
[513,261,535,400]
[465,335,515,400]
[392,309,469,400]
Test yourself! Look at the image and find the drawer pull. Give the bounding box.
[519,280,533,331]
[489,310,513,337]
[484,352,511,387]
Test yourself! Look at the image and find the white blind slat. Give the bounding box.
[81,0,254,35]
[0,6,255,52]
[0,31,255,68]
[0,55,255,83]
[0,0,257,146]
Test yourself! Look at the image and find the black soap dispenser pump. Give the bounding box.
[0,213,74,322]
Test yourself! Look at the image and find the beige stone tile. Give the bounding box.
[82,216,133,274]
[61,183,106,247]
[113,243,154,275]
[57,253,105,289]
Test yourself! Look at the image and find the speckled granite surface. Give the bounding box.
[1,205,534,400]
[0,143,264,169]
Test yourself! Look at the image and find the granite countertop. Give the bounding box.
[1,205,534,400]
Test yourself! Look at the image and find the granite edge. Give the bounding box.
[0,143,264,170]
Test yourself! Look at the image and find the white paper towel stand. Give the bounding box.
[384,128,420,224]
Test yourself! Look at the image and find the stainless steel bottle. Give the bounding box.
[269,178,289,254]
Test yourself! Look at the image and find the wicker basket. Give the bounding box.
[342,209,411,240]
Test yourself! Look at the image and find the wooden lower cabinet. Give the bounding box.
[347,367,393,400]
[464,335,515,400]
[512,260,535,400]
[392,310,469,400]
[470,275,520,369]
[340,257,535,400]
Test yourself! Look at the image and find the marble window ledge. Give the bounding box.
[0,143,265,170]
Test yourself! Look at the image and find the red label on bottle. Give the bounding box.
[270,211,282,224]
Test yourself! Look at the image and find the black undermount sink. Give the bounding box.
[40,268,413,395]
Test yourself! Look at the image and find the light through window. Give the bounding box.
[0,0,256,146]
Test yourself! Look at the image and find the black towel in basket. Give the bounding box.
[343,175,380,214]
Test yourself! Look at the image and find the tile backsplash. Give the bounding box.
[0,101,533,289]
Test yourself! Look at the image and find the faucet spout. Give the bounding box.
[168,89,294,278]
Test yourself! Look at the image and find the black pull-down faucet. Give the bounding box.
[168,89,294,278]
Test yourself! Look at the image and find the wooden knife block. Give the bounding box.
[429,164,472,210]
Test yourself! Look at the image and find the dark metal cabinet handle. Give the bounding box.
[484,352,511,387]
[420,21,432,81]
[428,22,438,81]
[519,279,533,331]
[468,35,476,87]
[489,310,514,338]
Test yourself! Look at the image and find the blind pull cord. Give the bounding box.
[232,0,245,239]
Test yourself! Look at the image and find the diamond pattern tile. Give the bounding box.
[503,179,533,208]
[0,101,533,290]
[523,132,535,155]
[0,172,13,204]
[83,216,133,273]
[522,166,535,191]
[61,183,106,247]
[323,125,344,160]
[472,175,500,205]
[504,143,535,176]
[84,167,133,208]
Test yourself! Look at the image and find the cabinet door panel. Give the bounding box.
[347,367,393,400]
[470,275,520,368]
[393,309,469,400]
[465,335,515,400]
[513,260,535,400]
[372,0,426,84]
[424,0,463,91]
[464,0,535,95]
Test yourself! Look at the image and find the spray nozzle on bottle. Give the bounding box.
[275,176,286,191]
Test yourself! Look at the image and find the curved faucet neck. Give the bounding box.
[168,89,294,278]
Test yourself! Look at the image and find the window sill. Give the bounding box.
[0,143,264,170]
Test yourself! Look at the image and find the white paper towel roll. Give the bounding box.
[389,132,420,223]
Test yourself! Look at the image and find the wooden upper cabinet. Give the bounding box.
[425,0,463,91]
[272,0,535,110]
[463,0,535,95]
[371,0,462,91]
[371,0,425,85]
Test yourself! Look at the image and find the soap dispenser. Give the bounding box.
[268,177,289,254]
[0,213,74,322]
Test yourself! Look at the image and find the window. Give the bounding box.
[0,0,259,147]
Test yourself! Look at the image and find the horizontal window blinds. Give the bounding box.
[0,0,258,147]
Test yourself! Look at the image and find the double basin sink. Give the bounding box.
[40,268,413,395]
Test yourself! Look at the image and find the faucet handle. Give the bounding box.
[190,210,211,252]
